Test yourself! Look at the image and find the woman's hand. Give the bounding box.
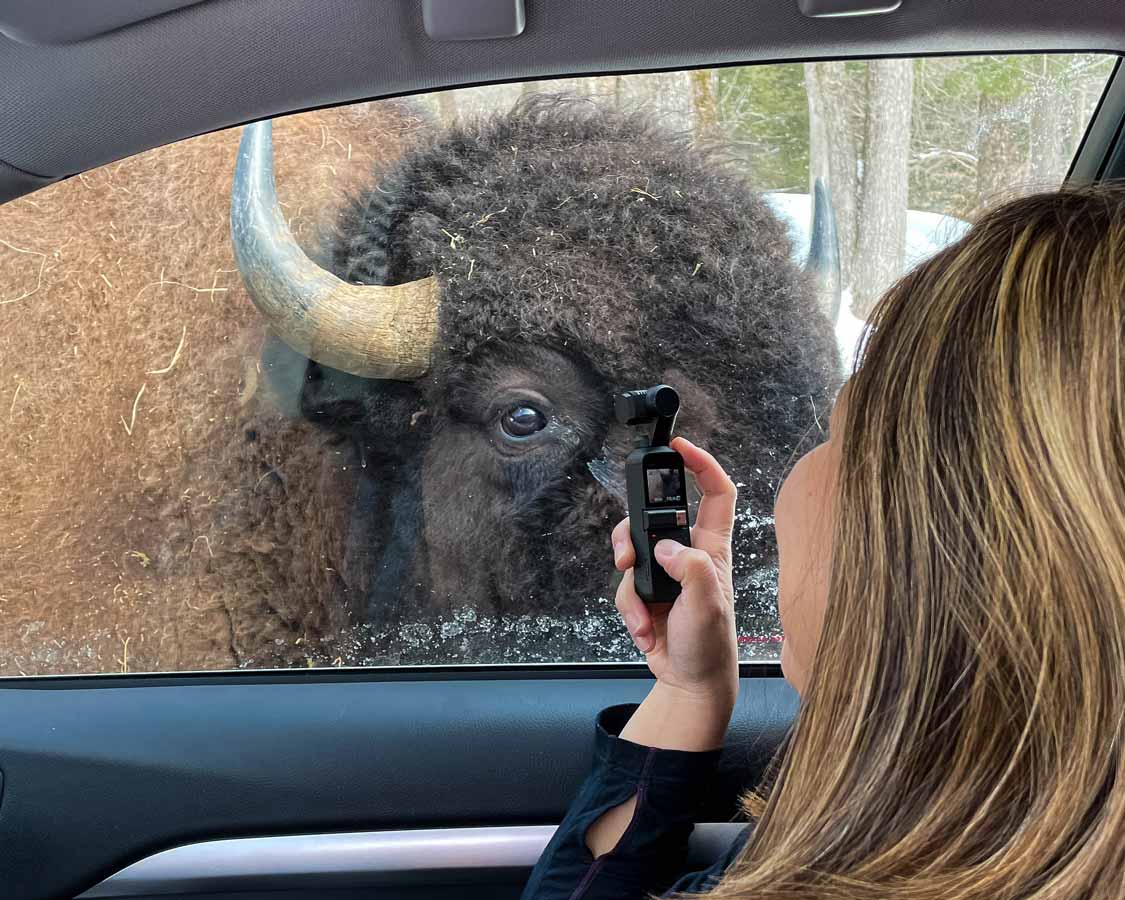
[585,444,740,858]
[611,436,739,708]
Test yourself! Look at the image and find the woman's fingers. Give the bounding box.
[611,517,635,571]
[614,569,655,652]
[671,437,737,539]
[654,539,724,607]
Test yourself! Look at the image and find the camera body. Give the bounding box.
[615,386,692,604]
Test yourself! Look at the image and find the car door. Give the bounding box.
[2,5,1124,899]
[1,669,795,900]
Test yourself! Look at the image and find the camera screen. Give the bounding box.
[646,467,684,504]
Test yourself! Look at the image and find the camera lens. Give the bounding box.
[647,385,679,417]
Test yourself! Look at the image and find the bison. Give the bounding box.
[230,97,841,663]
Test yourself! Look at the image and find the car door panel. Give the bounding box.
[0,671,796,900]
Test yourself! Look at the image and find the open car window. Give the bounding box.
[0,53,1115,675]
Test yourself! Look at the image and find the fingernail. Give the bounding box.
[654,539,685,561]
[612,542,624,567]
[623,610,639,633]
[631,632,653,653]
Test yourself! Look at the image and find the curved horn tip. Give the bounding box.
[806,176,842,324]
[238,119,274,166]
[229,117,440,380]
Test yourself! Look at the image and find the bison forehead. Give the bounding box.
[411,206,807,382]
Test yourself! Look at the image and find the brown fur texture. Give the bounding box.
[0,101,423,674]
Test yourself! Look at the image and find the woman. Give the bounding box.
[521,185,1125,899]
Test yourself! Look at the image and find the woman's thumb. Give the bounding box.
[654,540,719,592]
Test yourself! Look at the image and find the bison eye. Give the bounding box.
[500,405,548,438]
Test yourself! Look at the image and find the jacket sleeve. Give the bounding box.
[519,703,732,900]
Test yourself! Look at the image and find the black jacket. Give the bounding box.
[519,704,753,899]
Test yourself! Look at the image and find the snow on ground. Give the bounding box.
[280,584,787,666]
[763,191,969,271]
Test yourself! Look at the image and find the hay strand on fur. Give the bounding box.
[0,237,48,305]
[147,326,187,375]
[133,268,229,304]
[8,382,22,421]
[120,383,147,436]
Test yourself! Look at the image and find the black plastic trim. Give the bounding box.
[0,660,783,690]
[1069,56,1125,183]
[1097,73,1125,181]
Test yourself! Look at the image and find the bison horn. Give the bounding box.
[805,176,842,326]
[230,120,440,380]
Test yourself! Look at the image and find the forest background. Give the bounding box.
[438,55,1113,315]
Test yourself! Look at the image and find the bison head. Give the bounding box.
[230,97,841,655]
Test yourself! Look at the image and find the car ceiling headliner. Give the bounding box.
[1,0,1123,203]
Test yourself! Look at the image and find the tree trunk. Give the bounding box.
[975,91,1025,212]
[852,59,915,316]
[806,64,830,183]
[585,76,623,109]
[1028,57,1067,191]
[435,90,459,126]
[805,62,861,292]
[620,71,693,129]
[691,69,720,138]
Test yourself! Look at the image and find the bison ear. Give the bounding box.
[260,333,370,427]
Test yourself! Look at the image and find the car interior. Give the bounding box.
[2,1,1125,899]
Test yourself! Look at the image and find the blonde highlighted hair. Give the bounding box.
[708,185,1125,899]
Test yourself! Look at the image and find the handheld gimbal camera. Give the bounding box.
[614,385,692,604]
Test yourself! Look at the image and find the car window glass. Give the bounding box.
[0,54,1115,674]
